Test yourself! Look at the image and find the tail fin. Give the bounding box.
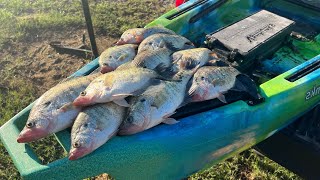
[232,74,261,100]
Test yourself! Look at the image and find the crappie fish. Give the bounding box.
[171,48,214,72]
[188,66,259,103]
[116,26,176,45]
[69,103,125,160]
[118,70,195,135]
[99,44,138,73]
[73,67,165,107]
[138,34,194,53]
[130,47,173,71]
[17,73,100,143]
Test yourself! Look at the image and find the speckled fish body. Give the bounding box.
[99,44,138,73]
[17,73,100,143]
[119,70,194,135]
[172,48,213,72]
[138,34,193,53]
[73,67,162,107]
[69,102,125,160]
[116,26,176,45]
[131,47,173,70]
[189,66,240,102]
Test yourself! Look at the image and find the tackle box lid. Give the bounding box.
[209,10,295,55]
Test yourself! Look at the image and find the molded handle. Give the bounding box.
[0,58,99,177]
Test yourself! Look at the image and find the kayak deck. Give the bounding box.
[1,0,320,179]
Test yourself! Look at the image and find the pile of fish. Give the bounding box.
[17,26,259,160]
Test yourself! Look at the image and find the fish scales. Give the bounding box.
[138,34,193,53]
[172,48,212,72]
[202,67,239,87]
[189,66,241,103]
[99,44,138,73]
[119,70,194,135]
[73,67,161,107]
[132,48,172,70]
[116,27,176,45]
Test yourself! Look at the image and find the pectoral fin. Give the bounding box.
[113,99,130,107]
[172,54,182,64]
[163,118,179,125]
[59,102,79,112]
[112,94,133,99]
[234,74,260,99]
[159,40,166,48]
[217,93,227,103]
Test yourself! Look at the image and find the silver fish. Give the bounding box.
[116,26,176,45]
[69,102,125,160]
[118,70,195,135]
[73,67,164,107]
[17,73,100,143]
[99,44,138,73]
[131,47,173,71]
[138,34,194,53]
[171,48,214,72]
[188,66,240,103]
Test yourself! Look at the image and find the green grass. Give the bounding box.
[191,150,300,180]
[0,77,35,179]
[0,0,302,179]
[0,0,171,47]
[0,60,66,179]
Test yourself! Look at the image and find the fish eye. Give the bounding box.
[83,123,88,128]
[201,76,205,80]
[109,56,112,59]
[80,91,86,96]
[148,42,152,45]
[26,122,35,128]
[73,142,81,148]
[127,116,134,123]
[103,63,108,66]
[140,99,146,102]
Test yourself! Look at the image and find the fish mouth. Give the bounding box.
[100,65,115,74]
[17,128,48,143]
[115,39,126,45]
[68,147,91,160]
[73,96,95,107]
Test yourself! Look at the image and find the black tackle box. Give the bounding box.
[205,10,295,71]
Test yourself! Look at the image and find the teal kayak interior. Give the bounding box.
[152,0,320,84]
[159,0,320,118]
